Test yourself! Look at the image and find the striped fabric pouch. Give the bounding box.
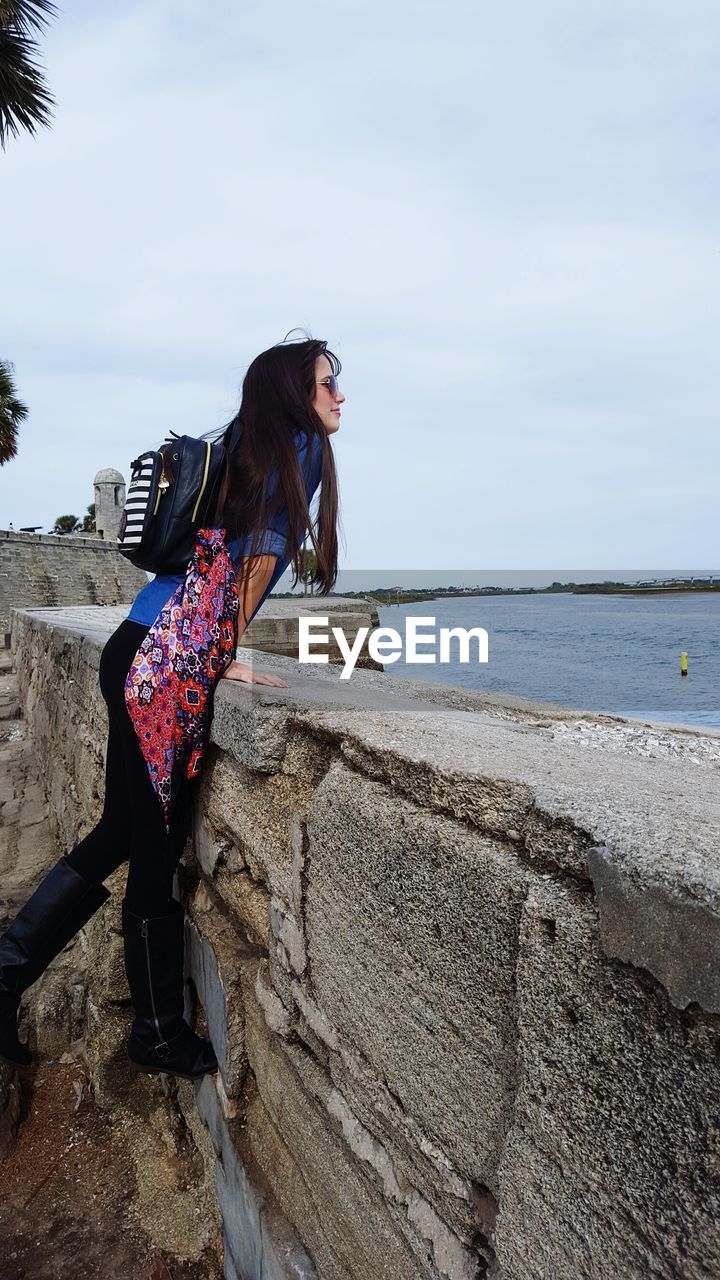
[117,451,164,554]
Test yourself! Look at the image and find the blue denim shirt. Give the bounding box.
[127,429,322,628]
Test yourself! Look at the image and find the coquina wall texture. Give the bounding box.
[0,529,146,635]
[10,605,720,1280]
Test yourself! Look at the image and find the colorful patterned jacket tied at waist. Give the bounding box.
[124,528,239,830]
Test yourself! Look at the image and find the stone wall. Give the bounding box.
[10,605,720,1280]
[0,529,146,636]
[238,595,382,669]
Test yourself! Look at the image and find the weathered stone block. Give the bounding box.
[184,882,251,1098]
[589,842,720,1013]
[84,993,135,1108]
[304,761,527,1194]
[210,687,290,773]
[494,879,720,1279]
[214,864,271,950]
[26,958,87,1057]
[242,982,428,1280]
[192,804,232,879]
[194,1072,316,1279]
[203,744,320,910]
[93,926,129,1004]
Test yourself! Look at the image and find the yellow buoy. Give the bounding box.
[680,651,688,676]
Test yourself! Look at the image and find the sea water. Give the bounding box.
[377,591,720,730]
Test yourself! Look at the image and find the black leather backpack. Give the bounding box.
[117,427,238,574]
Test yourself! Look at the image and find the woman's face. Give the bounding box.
[312,354,345,434]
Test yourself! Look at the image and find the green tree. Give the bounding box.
[299,548,317,597]
[52,514,81,535]
[81,503,96,533]
[0,0,57,149]
[0,359,28,464]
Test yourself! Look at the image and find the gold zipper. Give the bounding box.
[191,440,212,522]
[153,450,171,515]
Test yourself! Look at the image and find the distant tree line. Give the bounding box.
[52,506,96,536]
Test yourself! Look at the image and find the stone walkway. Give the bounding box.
[0,650,220,1280]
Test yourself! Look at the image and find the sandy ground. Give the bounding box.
[0,1057,205,1280]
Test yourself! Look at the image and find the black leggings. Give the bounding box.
[66,619,196,915]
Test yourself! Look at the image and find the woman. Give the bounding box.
[0,334,343,1080]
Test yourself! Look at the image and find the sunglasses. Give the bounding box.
[318,375,340,396]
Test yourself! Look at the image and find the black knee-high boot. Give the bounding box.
[121,897,218,1080]
[0,855,111,1066]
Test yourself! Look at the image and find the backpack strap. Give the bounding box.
[164,426,241,450]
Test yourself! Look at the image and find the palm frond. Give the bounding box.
[0,2,58,36]
[0,1,57,148]
[0,359,28,465]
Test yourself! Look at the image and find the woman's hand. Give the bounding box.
[221,660,290,688]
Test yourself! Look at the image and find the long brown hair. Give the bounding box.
[210,334,340,608]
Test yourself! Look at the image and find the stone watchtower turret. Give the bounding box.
[93,468,126,541]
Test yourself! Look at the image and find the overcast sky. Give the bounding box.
[2,1,718,568]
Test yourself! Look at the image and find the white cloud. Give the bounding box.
[2,0,719,565]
